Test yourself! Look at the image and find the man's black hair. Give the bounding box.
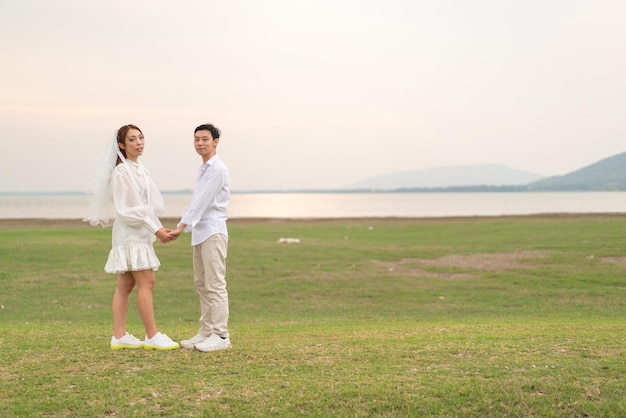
[195,124,221,139]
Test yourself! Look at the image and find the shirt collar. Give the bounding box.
[200,154,220,170]
[126,159,147,175]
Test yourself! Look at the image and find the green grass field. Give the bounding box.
[1,215,625,417]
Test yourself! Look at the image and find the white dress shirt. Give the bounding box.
[179,154,230,246]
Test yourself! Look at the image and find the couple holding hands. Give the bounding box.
[84,123,230,353]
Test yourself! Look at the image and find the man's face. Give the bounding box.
[194,129,218,161]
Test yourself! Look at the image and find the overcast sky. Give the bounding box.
[1,0,625,192]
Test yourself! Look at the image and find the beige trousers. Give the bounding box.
[193,233,229,338]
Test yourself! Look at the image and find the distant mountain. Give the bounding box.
[347,164,544,190]
[528,152,626,191]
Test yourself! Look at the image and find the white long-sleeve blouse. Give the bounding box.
[104,160,164,274]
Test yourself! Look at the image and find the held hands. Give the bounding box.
[156,226,184,244]
[156,228,175,243]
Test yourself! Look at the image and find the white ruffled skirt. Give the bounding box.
[104,242,161,274]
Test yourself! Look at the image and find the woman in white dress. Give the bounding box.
[84,124,180,350]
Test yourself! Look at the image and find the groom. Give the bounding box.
[171,123,231,352]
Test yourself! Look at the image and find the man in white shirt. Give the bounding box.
[171,124,231,352]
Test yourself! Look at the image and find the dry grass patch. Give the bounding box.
[602,256,626,267]
[373,251,547,279]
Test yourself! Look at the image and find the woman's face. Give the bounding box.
[120,128,144,162]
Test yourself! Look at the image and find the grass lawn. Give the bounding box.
[1,215,625,417]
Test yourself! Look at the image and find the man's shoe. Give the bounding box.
[195,333,231,352]
[181,333,209,349]
[144,332,180,350]
[111,332,144,350]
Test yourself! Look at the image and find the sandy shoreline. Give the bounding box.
[2,213,626,229]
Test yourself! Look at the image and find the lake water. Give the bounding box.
[1,192,626,220]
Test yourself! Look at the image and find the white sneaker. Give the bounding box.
[144,332,180,351]
[195,333,231,352]
[111,332,143,350]
[181,333,209,349]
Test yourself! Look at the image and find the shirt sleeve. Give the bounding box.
[179,164,227,230]
[111,166,162,234]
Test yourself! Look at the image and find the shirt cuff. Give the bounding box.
[144,218,160,234]
[177,220,191,232]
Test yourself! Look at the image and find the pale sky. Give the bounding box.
[1,0,625,192]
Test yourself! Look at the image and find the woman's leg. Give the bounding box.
[132,269,158,339]
[112,272,136,338]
